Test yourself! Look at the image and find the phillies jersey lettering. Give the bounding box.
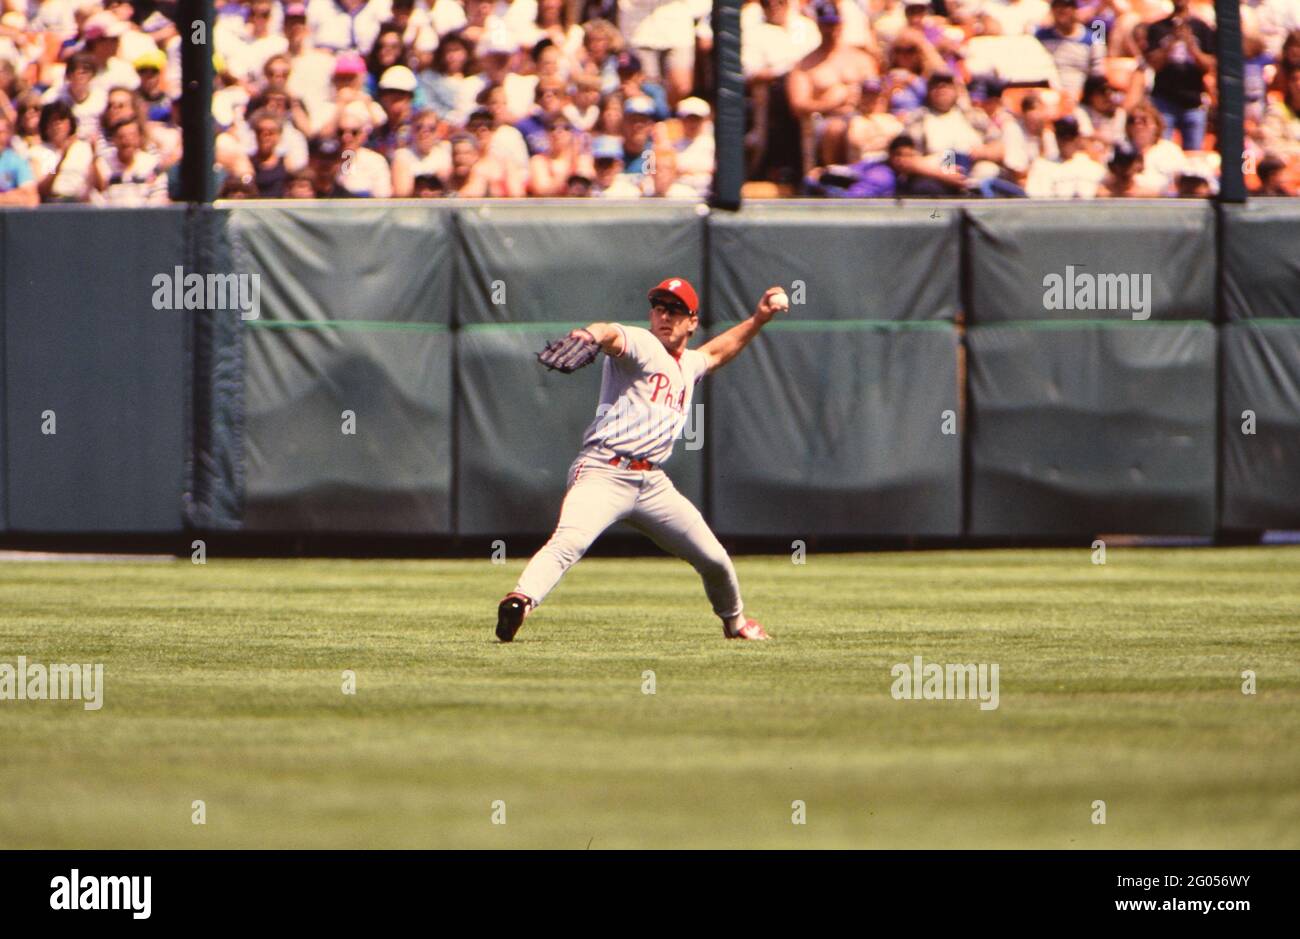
[581,324,709,465]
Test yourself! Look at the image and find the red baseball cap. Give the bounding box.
[647,277,699,315]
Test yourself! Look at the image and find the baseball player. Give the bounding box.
[495,277,790,642]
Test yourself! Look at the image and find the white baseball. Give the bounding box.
[770,290,789,312]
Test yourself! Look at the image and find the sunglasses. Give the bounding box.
[651,299,689,316]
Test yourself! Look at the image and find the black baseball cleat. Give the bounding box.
[495,593,531,642]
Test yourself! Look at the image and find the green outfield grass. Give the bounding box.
[0,547,1297,849]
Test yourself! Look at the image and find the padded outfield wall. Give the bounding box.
[1,200,1298,541]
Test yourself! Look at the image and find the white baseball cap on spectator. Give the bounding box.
[378,65,417,94]
[84,11,128,41]
[676,97,710,119]
[341,99,374,131]
[480,29,517,56]
[624,95,657,118]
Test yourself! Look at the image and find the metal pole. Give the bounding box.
[178,0,215,203]
[1215,0,1245,203]
[710,0,743,211]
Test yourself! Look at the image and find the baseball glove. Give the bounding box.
[537,329,601,373]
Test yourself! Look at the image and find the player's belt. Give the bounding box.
[608,455,655,471]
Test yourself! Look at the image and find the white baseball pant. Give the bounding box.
[515,453,743,618]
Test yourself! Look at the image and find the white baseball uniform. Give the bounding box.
[514,323,743,620]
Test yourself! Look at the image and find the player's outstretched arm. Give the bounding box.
[579,323,627,357]
[698,286,788,373]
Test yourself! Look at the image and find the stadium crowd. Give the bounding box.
[0,0,1297,203]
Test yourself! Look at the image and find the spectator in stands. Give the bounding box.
[42,52,105,139]
[260,56,314,134]
[1125,100,1189,194]
[982,0,1051,37]
[476,83,531,173]
[215,119,257,185]
[803,132,967,196]
[477,29,536,121]
[94,116,168,204]
[1174,167,1213,197]
[1025,115,1104,197]
[464,104,526,194]
[335,102,392,196]
[1242,31,1273,124]
[671,94,713,198]
[317,50,385,137]
[529,0,585,73]
[242,88,310,171]
[788,0,877,170]
[372,64,419,159]
[99,85,180,168]
[1016,89,1057,165]
[1141,0,1216,150]
[1262,63,1300,158]
[649,146,699,198]
[32,100,98,202]
[615,50,669,120]
[444,133,480,194]
[619,93,657,172]
[883,28,940,112]
[529,38,568,90]
[1270,31,1300,96]
[305,135,349,197]
[967,75,1031,185]
[212,52,251,132]
[392,107,450,195]
[575,17,622,94]
[366,23,409,98]
[846,76,903,161]
[1096,139,1147,197]
[81,10,139,93]
[0,56,24,123]
[411,172,445,196]
[284,4,335,111]
[516,76,570,154]
[528,112,593,194]
[564,73,603,130]
[217,173,260,198]
[594,88,623,134]
[1035,0,1105,100]
[11,91,44,157]
[1256,154,1296,195]
[226,0,288,86]
[418,30,483,126]
[620,0,700,107]
[1076,73,1126,158]
[590,131,642,196]
[390,0,438,72]
[311,0,388,56]
[249,108,292,196]
[904,72,1003,177]
[742,0,818,82]
[0,110,38,205]
[902,1,961,72]
[458,0,498,49]
[134,49,174,124]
